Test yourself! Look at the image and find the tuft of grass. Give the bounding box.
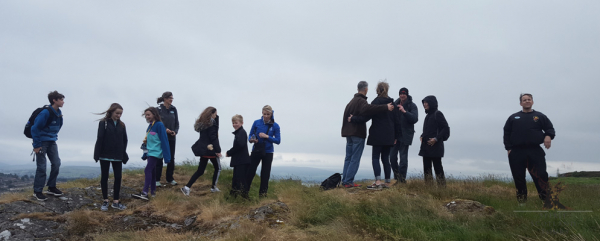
[0,192,29,204]
[66,210,108,236]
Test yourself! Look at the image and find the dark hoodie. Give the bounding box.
[393,95,419,145]
[365,96,396,146]
[418,95,450,157]
[193,115,221,157]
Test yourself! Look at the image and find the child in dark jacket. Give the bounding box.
[226,115,251,198]
[94,103,128,211]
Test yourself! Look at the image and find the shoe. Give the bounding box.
[211,187,221,193]
[169,180,178,186]
[151,194,156,198]
[132,192,149,201]
[46,187,63,197]
[381,183,391,188]
[351,183,362,188]
[33,192,47,201]
[156,182,162,187]
[367,183,381,190]
[344,184,353,188]
[101,201,109,211]
[181,187,190,196]
[111,202,127,210]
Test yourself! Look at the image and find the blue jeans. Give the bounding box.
[372,145,391,181]
[34,141,61,193]
[390,141,409,181]
[342,136,365,185]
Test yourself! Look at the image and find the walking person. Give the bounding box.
[155,91,179,187]
[418,95,450,187]
[31,91,66,201]
[93,103,128,211]
[245,105,281,197]
[226,115,251,199]
[181,107,222,196]
[503,93,555,205]
[341,81,394,188]
[132,107,171,200]
[390,87,418,184]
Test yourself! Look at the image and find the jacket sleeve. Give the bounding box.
[541,114,556,140]
[227,130,247,156]
[209,125,221,153]
[93,121,105,161]
[404,103,419,124]
[248,122,257,141]
[503,116,513,150]
[434,111,450,142]
[174,108,180,134]
[350,115,371,123]
[31,109,50,148]
[267,124,281,145]
[358,99,389,116]
[157,123,171,162]
[123,125,129,163]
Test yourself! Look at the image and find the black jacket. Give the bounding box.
[226,127,251,167]
[363,96,395,146]
[503,110,555,150]
[193,116,221,157]
[93,120,129,163]
[393,95,419,145]
[157,104,179,140]
[418,96,450,157]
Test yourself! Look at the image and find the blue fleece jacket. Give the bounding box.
[248,111,281,153]
[31,107,63,148]
[145,121,171,163]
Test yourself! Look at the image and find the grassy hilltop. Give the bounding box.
[1,161,599,240]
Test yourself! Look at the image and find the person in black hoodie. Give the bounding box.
[181,107,222,196]
[352,81,396,189]
[418,95,450,187]
[93,103,128,211]
[155,92,179,187]
[226,115,250,198]
[503,93,555,204]
[390,87,418,184]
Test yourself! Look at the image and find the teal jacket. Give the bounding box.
[145,121,171,162]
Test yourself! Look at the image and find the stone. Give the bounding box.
[445,199,495,216]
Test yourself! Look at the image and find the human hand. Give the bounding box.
[259,133,269,139]
[420,137,423,142]
[216,153,222,158]
[427,138,437,146]
[507,150,511,156]
[387,103,394,111]
[394,139,397,145]
[34,147,42,154]
[226,153,230,157]
[348,114,353,123]
[208,144,214,151]
[544,136,552,149]
[398,105,406,113]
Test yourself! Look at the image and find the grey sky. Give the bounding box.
[2,1,599,177]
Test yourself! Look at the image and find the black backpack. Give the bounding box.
[24,106,52,139]
[320,173,342,190]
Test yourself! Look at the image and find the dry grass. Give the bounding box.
[66,210,109,236]
[12,212,66,222]
[92,228,197,241]
[59,177,100,189]
[0,192,29,204]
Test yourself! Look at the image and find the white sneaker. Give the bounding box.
[169,180,178,185]
[210,187,221,193]
[156,182,162,187]
[181,186,190,196]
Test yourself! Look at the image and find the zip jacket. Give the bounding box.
[146,121,171,162]
[31,107,63,148]
[248,111,281,153]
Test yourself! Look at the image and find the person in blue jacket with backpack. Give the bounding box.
[30,91,65,201]
[245,105,281,197]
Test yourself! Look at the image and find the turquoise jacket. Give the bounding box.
[145,121,171,162]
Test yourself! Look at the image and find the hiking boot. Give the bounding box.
[33,192,47,201]
[132,192,149,201]
[381,183,391,188]
[156,182,162,187]
[351,183,362,188]
[101,201,110,211]
[111,202,127,210]
[181,187,190,196]
[211,187,221,193]
[367,183,381,190]
[169,180,178,186]
[46,187,63,197]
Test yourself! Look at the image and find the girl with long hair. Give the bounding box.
[245,105,281,197]
[155,91,179,187]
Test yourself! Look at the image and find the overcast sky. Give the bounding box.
[1,1,599,178]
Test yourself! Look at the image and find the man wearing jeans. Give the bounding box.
[390,87,418,184]
[31,91,65,201]
[341,81,393,188]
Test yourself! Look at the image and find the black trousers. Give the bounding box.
[231,164,249,197]
[508,147,549,202]
[100,160,122,200]
[245,152,274,195]
[185,157,221,188]
[156,138,176,182]
[422,157,445,186]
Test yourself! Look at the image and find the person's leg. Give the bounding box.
[527,147,549,201]
[155,158,164,182]
[209,157,221,187]
[422,157,433,184]
[143,157,158,194]
[186,157,209,188]
[372,146,382,182]
[346,136,365,185]
[166,139,176,182]
[431,157,445,187]
[245,152,262,192]
[398,143,409,182]
[100,160,110,200]
[259,153,274,196]
[381,146,392,182]
[342,137,354,185]
[112,161,123,201]
[508,149,528,202]
[33,142,49,193]
[389,141,401,180]
[45,141,61,189]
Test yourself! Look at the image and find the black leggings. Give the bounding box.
[186,157,221,188]
[245,153,274,195]
[100,160,122,200]
[156,138,176,182]
[422,157,446,186]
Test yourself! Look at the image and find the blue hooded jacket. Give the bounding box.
[248,111,281,153]
[144,121,171,163]
[31,107,63,148]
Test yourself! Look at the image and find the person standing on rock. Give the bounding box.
[31,91,65,201]
[155,91,179,187]
[390,87,418,184]
[418,95,450,187]
[503,93,555,205]
[341,81,394,188]
[133,107,171,201]
[94,103,128,211]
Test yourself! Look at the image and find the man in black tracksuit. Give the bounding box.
[503,93,555,204]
